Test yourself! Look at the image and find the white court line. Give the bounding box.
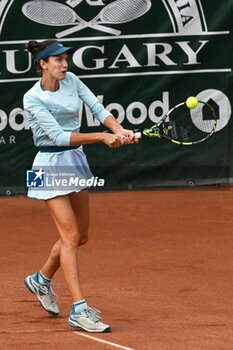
[0,328,136,349]
[74,332,136,350]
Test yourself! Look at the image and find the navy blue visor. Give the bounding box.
[36,42,75,63]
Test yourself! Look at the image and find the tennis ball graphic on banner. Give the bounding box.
[186,97,198,109]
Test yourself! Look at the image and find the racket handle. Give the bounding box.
[134,132,142,139]
[121,132,141,140]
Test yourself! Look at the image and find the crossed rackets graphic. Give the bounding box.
[22,0,152,37]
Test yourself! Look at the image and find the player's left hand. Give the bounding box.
[116,129,139,144]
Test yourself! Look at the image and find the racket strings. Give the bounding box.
[24,2,77,24]
[100,0,150,23]
[166,120,193,142]
[167,103,216,142]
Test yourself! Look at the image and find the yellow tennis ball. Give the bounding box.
[186,96,198,109]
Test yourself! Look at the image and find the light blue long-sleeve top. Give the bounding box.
[23,71,110,147]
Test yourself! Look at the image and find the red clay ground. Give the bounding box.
[0,188,233,350]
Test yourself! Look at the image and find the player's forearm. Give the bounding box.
[103,115,124,134]
[69,132,104,146]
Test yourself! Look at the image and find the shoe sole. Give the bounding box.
[24,277,59,316]
[68,318,110,333]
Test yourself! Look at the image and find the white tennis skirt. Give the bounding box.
[27,146,93,200]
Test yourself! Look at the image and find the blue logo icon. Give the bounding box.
[26,169,45,188]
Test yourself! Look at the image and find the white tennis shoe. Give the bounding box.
[24,271,60,316]
[68,301,110,333]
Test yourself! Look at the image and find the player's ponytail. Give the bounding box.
[26,39,57,63]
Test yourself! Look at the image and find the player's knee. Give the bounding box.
[62,231,79,248]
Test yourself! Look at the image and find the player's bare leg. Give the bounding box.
[45,194,84,302]
[70,189,89,246]
[40,189,89,279]
[40,239,61,279]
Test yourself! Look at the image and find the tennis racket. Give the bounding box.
[22,1,120,36]
[134,101,217,146]
[56,0,151,38]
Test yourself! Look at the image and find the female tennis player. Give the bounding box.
[23,39,137,333]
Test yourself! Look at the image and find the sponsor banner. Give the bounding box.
[161,0,207,33]
[0,0,232,195]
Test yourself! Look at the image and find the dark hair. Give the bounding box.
[26,39,57,64]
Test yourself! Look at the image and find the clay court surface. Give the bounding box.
[0,188,233,350]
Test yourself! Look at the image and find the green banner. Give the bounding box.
[0,0,232,195]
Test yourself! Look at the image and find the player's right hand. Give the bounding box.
[102,133,124,148]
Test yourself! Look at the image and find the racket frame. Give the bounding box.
[135,101,217,146]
